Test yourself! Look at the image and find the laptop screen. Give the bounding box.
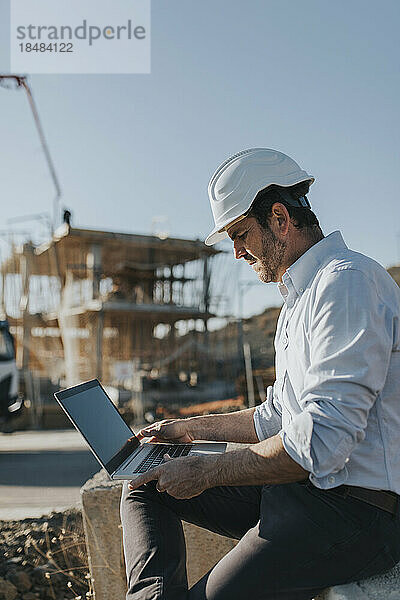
[55,379,140,474]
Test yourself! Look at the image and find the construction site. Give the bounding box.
[0,215,278,429]
[0,73,283,432]
[1,75,399,433]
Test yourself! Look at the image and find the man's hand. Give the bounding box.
[137,419,195,444]
[128,435,308,498]
[128,454,216,499]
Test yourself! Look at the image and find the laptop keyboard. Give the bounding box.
[135,444,192,473]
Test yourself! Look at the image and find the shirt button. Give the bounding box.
[328,475,335,484]
[299,288,304,293]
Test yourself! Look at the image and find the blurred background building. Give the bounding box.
[0,220,280,429]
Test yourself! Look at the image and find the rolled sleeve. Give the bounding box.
[280,268,393,485]
[253,382,282,441]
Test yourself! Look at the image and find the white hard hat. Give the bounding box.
[205,148,315,246]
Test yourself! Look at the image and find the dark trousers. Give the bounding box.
[120,480,400,600]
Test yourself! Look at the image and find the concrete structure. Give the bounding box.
[81,470,127,600]
[80,444,400,599]
[2,224,219,384]
[317,571,400,600]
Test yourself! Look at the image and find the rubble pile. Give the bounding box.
[0,510,92,600]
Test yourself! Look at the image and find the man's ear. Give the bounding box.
[270,202,290,236]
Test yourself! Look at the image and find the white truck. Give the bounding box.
[0,320,22,431]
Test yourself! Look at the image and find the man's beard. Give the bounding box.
[255,226,286,283]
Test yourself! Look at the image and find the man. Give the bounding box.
[121,148,400,599]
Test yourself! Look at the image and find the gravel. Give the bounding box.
[0,509,92,600]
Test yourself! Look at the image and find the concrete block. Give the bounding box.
[182,522,237,588]
[81,470,125,600]
[315,583,368,600]
[315,562,400,599]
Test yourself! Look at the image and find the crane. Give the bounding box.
[0,74,62,230]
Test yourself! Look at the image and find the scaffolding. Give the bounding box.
[0,222,224,391]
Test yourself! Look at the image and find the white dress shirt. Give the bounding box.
[254,231,400,492]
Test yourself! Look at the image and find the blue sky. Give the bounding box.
[0,0,399,317]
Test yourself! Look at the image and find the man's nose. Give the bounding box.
[233,239,246,260]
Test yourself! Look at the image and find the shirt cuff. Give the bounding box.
[280,411,314,472]
[253,386,282,441]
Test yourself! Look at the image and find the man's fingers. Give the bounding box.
[128,455,173,492]
[138,425,167,439]
[128,468,159,490]
[155,458,171,491]
[137,428,155,439]
[137,433,158,443]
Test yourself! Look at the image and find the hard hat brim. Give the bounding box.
[205,228,229,246]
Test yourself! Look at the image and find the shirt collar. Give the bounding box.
[278,231,347,306]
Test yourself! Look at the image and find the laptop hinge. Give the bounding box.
[112,444,144,477]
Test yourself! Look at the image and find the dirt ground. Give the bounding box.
[0,509,91,600]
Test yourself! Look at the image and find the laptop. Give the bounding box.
[54,378,227,480]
